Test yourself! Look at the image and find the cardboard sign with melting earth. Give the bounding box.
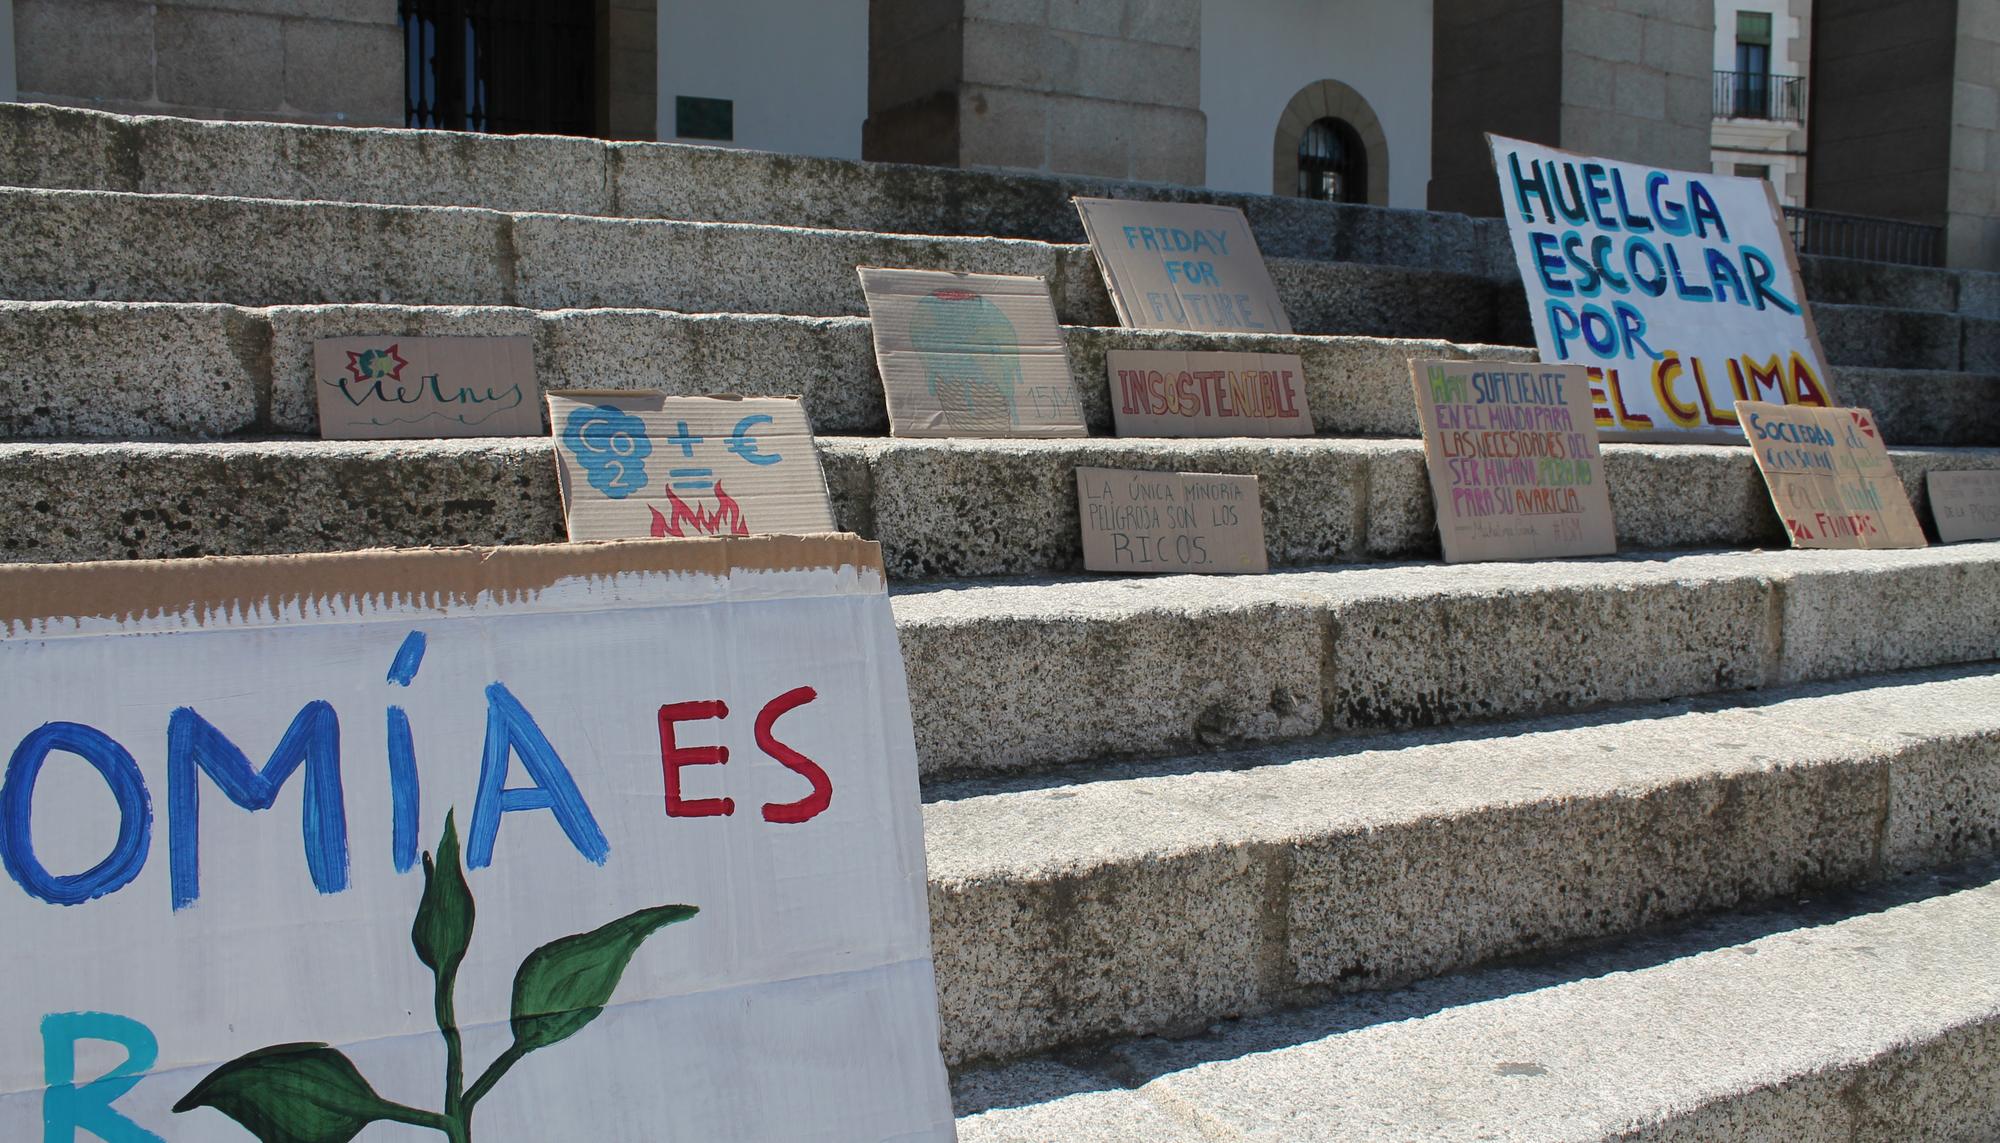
[1409,359,1617,563]
[1076,466,1268,574]
[1106,349,1312,437]
[1074,198,1293,335]
[313,335,543,439]
[857,267,1087,437]
[1737,400,1926,549]
[1927,470,2000,543]
[547,392,835,542]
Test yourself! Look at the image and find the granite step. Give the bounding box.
[4,102,1994,323]
[6,435,1997,576]
[949,852,2000,1137]
[4,300,1993,446]
[921,664,2000,1066]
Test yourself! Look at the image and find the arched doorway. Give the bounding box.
[1272,80,1388,205]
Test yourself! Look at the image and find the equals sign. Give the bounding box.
[670,467,714,492]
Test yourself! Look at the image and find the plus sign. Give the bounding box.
[665,420,704,458]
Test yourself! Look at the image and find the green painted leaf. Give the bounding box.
[172,1043,406,1143]
[509,904,698,1054]
[411,810,475,976]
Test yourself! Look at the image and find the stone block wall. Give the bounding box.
[1559,0,1712,171]
[1949,1,2000,268]
[13,0,403,127]
[1807,1,1957,225]
[1430,0,1564,216]
[600,0,657,140]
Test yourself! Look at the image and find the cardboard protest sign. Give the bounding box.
[313,336,542,439]
[1489,135,1835,442]
[547,392,835,542]
[1926,470,2000,542]
[1107,349,1312,438]
[1076,466,1267,574]
[1410,359,1616,563]
[1738,401,1926,548]
[0,537,955,1142]
[857,267,1087,437]
[1074,198,1293,335]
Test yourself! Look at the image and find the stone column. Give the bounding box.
[1809,0,2000,270]
[1431,0,1714,216]
[865,0,1205,184]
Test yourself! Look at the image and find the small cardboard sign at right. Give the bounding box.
[1926,470,2000,542]
[1107,349,1312,437]
[1738,401,1927,548]
[1074,197,1292,335]
[1076,466,1268,574]
[1409,359,1616,563]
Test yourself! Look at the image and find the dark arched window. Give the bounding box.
[1298,117,1367,203]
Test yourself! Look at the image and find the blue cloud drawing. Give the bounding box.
[562,405,653,499]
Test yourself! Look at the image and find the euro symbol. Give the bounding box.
[725,414,782,466]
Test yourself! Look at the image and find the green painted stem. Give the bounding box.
[462,1041,532,1114]
[437,963,465,1128]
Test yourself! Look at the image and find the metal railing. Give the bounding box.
[1714,70,1806,122]
[1784,206,1943,267]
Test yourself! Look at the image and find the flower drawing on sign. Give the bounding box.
[174,814,698,1143]
[562,405,653,499]
[910,289,1023,431]
[346,345,409,385]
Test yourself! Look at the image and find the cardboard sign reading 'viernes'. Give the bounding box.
[547,392,835,542]
[1077,466,1267,574]
[1738,401,1926,548]
[1107,349,1312,437]
[858,267,1087,437]
[1489,136,1835,442]
[1410,359,1616,563]
[1075,198,1293,335]
[1927,470,2000,542]
[313,336,542,439]
[0,538,954,1142]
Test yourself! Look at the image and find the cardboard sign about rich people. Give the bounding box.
[1074,198,1293,335]
[857,267,1087,437]
[1738,401,1926,548]
[313,336,542,439]
[1076,466,1268,574]
[0,537,954,1142]
[547,392,835,542]
[1107,349,1312,438]
[1410,359,1616,563]
[1927,470,2000,542]
[1489,135,1835,442]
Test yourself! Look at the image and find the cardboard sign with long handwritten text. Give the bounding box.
[1927,470,2000,542]
[1738,401,1926,548]
[858,267,1087,437]
[1107,349,1312,437]
[313,335,542,439]
[0,537,955,1142]
[547,392,835,542]
[1410,359,1616,562]
[1076,466,1267,574]
[1074,198,1292,335]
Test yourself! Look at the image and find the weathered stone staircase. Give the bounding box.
[5,101,2000,1139]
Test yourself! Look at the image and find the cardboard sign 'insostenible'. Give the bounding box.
[0,538,954,1142]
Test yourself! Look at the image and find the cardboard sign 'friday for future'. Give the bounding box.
[1927,470,2000,542]
[1106,349,1313,437]
[312,335,542,439]
[1409,359,1617,563]
[0,537,955,1142]
[1074,198,1293,335]
[1076,466,1268,574]
[547,391,835,542]
[857,267,1087,438]
[1738,401,1926,549]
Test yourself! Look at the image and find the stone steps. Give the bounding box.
[6,300,1995,446]
[8,434,1996,574]
[921,664,2000,1066]
[950,852,2000,1138]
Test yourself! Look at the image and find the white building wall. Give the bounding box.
[1710,0,1808,207]
[1199,0,1433,209]
[657,0,868,159]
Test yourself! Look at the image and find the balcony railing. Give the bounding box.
[1714,70,1805,122]
[1784,207,1943,268]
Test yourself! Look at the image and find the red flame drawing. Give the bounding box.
[649,482,750,538]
